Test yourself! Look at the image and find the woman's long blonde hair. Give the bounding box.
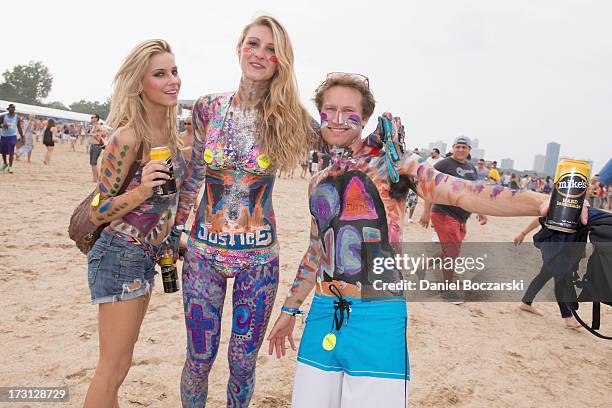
[238,16,313,171]
[106,39,181,153]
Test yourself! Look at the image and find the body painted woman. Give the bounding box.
[84,40,186,407]
[267,74,549,407]
[173,16,314,407]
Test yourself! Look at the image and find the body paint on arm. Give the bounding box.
[400,157,546,217]
[89,130,148,225]
[285,217,320,307]
[176,96,212,226]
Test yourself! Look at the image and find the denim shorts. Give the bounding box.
[89,143,104,165]
[87,231,158,304]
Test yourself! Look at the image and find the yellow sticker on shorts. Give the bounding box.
[257,154,271,169]
[91,192,100,207]
[204,148,214,164]
[322,332,336,351]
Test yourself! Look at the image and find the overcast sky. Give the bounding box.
[3,0,610,171]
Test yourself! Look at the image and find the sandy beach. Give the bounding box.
[1,141,611,408]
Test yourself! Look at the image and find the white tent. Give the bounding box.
[0,99,95,123]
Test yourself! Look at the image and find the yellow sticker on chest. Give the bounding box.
[91,193,100,207]
[257,154,271,169]
[204,148,214,164]
[322,332,337,351]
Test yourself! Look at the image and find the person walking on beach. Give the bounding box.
[310,149,319,174]
[425,147,442,166]
[88,113,107,182]
[419,137,488,286]
[476,158,488,181]
[68,123,77,152]
[299,152,309,178]
[514,217,585,330]
[83,39,185,408]
[42,119,57,165]
[1,104,24,173]
[179,117,195,162]
[171,16,316,407]
[267,73,550,407]
[488,160,501,184]
[16,114,35,163]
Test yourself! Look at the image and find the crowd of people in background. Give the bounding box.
[296,142,610,212]
[0,104,110,172]
[2,102,610,212]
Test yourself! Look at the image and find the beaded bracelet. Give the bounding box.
[281,306,303,317]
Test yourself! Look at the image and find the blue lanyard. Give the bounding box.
[379,116,400,183]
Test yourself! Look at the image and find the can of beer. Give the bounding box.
[159,255,179,293]
[150,146,177,196]
[545,158,591,233]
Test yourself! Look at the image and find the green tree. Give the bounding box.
[45,101,70,110]
[0,82,17,100]
[70,98,111,120]
[0,61,53,104]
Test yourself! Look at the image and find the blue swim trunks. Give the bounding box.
[297,293,409,380]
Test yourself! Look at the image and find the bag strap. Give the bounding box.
[116,143,143,196]
[571,303,612,340]
[593,301,601,330]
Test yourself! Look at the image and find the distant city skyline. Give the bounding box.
[533,154,546,173]
[500,158,514,169]
[544,142,561,177]
[428,140,447,155]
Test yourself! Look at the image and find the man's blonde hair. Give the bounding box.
[313,76,375,119]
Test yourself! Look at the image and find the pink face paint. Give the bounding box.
[320,112,329,128]
[242,47,253,55]
[347,114,362,130]
[269,55,278,63]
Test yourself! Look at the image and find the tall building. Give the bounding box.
[544,142,561,177]
[500,158,514,170]
[471,148,485,160]
[472,138,480,149]
[428,141,447,155]
[533,154,546,173]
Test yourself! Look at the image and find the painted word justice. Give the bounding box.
[196,222,274,249]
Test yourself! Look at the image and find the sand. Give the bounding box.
[1,141,611,408]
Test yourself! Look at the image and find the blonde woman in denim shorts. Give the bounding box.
[83,39,187,407]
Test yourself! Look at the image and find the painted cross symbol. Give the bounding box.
[186,304,214,355]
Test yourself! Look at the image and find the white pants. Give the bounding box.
[292,362,408,408]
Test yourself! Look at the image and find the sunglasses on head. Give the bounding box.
[326,72,370,89]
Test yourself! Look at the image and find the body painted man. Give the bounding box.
[267,73,549,408]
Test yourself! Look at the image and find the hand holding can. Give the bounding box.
[150,146,177,196]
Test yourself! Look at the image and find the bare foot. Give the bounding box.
[563,316,583,331]
[518,303,544,316]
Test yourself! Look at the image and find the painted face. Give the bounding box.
[238,25,278,82]
[141,52,181,107]
[452,143,470,162]
[320,86,365,148]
